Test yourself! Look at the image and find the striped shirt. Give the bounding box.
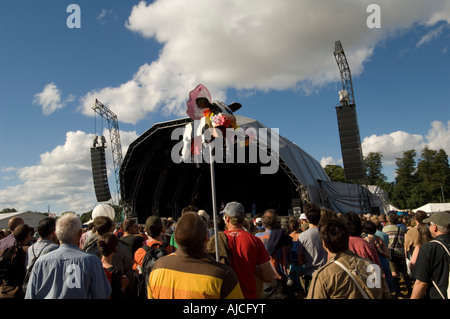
[148,250,244,299]
[382,224,405,256]
[26,239,59,269]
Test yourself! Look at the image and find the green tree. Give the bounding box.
[364,152,387,186]
[80,211,92,224]
[416,147,450,204]
[0,208,17,214]
[391,149,417,209]
[324,165,347,182]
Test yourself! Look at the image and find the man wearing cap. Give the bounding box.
[147,212,243,299]
[299,213,309,232]
[222,201,275,299]
[411,211,450,299]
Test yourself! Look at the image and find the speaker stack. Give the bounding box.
[90,147,111,202]
[336,104,365,181]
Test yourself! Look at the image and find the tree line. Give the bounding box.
[324,146,450,210]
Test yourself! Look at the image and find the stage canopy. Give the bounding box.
[319,181,390,215]
[120,115,332,222]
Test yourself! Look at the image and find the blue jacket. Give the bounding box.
[25,243,111,299]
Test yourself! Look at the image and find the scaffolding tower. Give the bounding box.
[92,99,124,207]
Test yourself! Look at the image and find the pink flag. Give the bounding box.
[186,84,212,120]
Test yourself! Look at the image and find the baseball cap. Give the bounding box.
[145,216,162,234]
[223,201,245,217]
[300,213,307,220]
[423,211,450,228]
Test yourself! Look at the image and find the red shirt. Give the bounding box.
[224,229,271,299]
[349,236,381,267]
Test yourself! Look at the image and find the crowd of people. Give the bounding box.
[0,202,449,300]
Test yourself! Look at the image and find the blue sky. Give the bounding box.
[1,0,449,214]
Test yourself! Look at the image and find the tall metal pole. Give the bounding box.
[209,143,220,262]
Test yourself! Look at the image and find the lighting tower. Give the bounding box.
[333,40,365,181]
[92,99,124,207]
[334,41,372,214]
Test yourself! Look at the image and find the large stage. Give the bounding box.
[120,115,332,222]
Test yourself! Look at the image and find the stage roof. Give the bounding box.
[120,115,331,221]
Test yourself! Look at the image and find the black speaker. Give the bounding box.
[291,198,301,208]
[90,147,111,202]
[336,104,365,181]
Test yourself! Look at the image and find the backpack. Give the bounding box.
[136,242,169,299]
[430,240,450,299]
[22,242,51,294]
[83,238,98,253]
[0,243,27,292]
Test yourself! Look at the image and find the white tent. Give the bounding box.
[0,211,49,229]
[412,203,450,214]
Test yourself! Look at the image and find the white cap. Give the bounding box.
[300,213,307,220]
[197,210,210,222]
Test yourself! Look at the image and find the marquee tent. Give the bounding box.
[120,115,333,222]
[0,211,48,229]
[413,203,450,214]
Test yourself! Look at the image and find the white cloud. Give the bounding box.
[426,120,450,153]
[361,121,450,166]
[416,25,445,47]
[97,9,115,25]
[79,0,448,124]
[362,131,425,166]
[0,130,138,214]
[320,156,342,167]
[426,0,450,25]
[1,167,18,181]
[66,94,76,103]
[1,167,17,173]
[33,83,64,115]
[33,83,76,115]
